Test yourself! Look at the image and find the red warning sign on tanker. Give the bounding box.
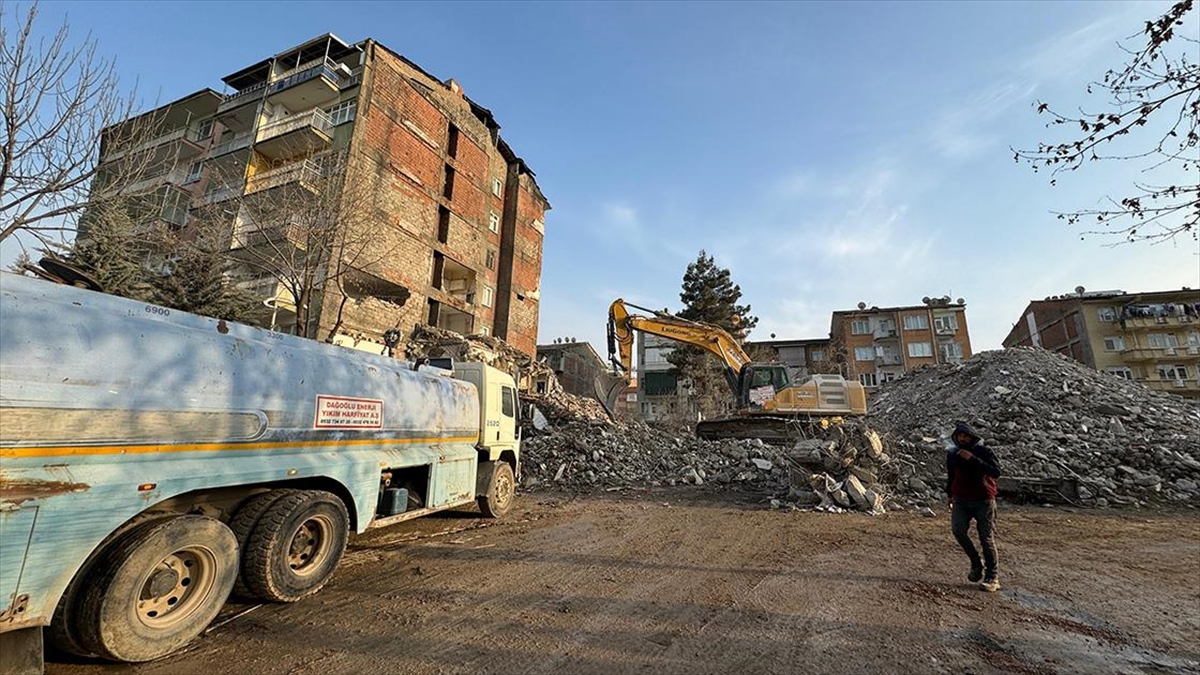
[314,395,384,429]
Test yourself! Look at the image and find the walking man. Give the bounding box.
[947,421,1002,592]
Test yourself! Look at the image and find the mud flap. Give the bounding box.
[475,461,499,498]
[0,626,43,675]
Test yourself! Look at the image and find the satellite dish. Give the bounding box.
[857,301,867,310]
[770,333,777,339]
[38,257,103,292]
[956,298,964,305]
[1075,286,1086,295]
[922,296,931,305]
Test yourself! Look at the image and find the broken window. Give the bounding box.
[440,257,476,305]
[447,124,460,159]
[443,166,455,200]
[437,207,451,244]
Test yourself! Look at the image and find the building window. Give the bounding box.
[185,160,203,183]
[195,119,213,140]
[492,177,503,197]
[810,349,825,362]
[1103,336,1126,352]
[854,346,875,361]
[903,315,929,330]
[1097,306,1117,322]
[907,342,933,358]
[941,342,963,360]
[1105,366,1133,380]
[482,286,494,308]
[881,371,899,383]
[326,100,357,125]
[1157,364,1188,381]
[1148,333,1179,349]
[644,346,671,365]
[859,372,878,387]
[934,315,958,332]
[532,218,544,234]
[850,319,870,335]
[1188,332,1200,348]
[488,211,500,233]
[485,249,496,270]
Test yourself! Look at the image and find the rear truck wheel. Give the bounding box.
[240,490,349,603]
[74,515,238,662]
[478,462,515,518]
[228,490,297,598]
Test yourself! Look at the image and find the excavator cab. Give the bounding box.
[736,364,791,409]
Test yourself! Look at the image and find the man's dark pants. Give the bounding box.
[951,499,998,574]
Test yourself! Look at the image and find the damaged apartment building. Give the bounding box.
[94,34,549,356]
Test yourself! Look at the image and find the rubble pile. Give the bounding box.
[869,347,1200,508]
[404,325,560,395]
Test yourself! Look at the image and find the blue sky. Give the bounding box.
[13,0,1200,351]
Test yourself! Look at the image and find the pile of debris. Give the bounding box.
[404,325,561,396]
[869,347,1200,508]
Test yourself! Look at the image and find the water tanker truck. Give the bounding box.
[0,272,520,672]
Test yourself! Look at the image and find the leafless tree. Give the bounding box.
[0,1,162,251]
[192,149,406,339]
[1014,0,1199,243]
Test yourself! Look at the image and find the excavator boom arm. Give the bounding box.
[600,299,752,412]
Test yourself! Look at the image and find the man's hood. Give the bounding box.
[953,422,981,446]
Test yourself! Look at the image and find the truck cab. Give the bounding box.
[445,362,520,518]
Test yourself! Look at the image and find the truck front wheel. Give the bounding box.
[478,462,515,518]
[240,490,349,603]
[74,515,238,662]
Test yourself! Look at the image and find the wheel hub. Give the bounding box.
[137,549,211,627]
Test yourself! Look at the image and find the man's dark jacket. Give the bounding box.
[946,422,1002,500]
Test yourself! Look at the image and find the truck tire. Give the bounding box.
[74,515,238,662]
[47,512,177,658]
[228,490,297,598]
[478,462,515,518]
[240,490,348,603]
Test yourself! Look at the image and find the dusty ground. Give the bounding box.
[48,488,1200,675]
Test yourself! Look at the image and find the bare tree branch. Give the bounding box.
[0,1,162,248]
[1014,0,1199,243]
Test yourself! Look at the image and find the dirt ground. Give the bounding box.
[47,488,1200,675]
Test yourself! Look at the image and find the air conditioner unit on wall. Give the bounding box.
[1173,380,1186,388]
[1165,347,1177,355]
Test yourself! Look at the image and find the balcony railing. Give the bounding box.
[209,134,252,157]
[256,109,333,144]
[196,185,242,206]
[268,58,341,97]
[1142,378,1200,393]
[219,81,268,112]
[119,167,191,195]
[233,221,306,249]
[1123,315,1195,329]
[102,124,210,163]
[873,329,898,340]
[244,157,327,195]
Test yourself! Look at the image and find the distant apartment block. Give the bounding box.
[637,332,694,422]
[830,297,973,389]
[744,338,834,381]
[95,34,549,356]
[1002,287,1200,398]
[537,339,607,400]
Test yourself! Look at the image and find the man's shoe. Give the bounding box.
[980,573,1001,592]
[968,564,983,583]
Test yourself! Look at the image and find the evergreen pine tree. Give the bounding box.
[668,250,758,418]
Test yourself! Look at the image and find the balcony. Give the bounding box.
[232,220,306,250]
[266,58,342,110]
[1142,378,1200,394]
[117,167,191,196]
[1123,315,1195,330]
[244,157,328,196]
[1122,346,1200,361]
[196,185,242,206]
[102,125,210,164]
[877,354,903,366]
[873,329,898,341]
[218,81,268,114]
[208,133,253,158]
[254,109,333,161]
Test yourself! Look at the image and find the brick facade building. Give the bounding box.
[97,34,548,356]
[830,298,973,389]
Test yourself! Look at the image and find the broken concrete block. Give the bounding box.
[752,458,773,472]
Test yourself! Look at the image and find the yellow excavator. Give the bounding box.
[596,299,867,443]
